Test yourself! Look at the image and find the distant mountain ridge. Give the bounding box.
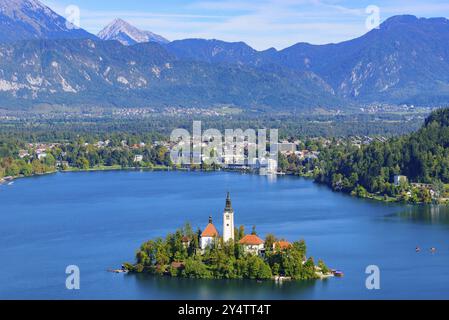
[97,18,169,45]
[0,0,96,42]
[275,15,449,105]
[1,0,449,111]
[165,39,273,66]
[0,39,343,110]
[164,15,449,106]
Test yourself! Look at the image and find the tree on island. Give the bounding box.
[264,234,276,253]
[127,223,328,281]
[236,225,245,241]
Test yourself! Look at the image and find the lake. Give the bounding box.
[1,171,449,300]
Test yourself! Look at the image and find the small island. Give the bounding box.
[123,193,334,281]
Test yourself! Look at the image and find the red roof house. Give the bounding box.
[239,235,264,245]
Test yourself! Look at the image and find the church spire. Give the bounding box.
[225,192,233,212]
[223,192,235,243]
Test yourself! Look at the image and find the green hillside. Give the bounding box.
[317,108,449,203]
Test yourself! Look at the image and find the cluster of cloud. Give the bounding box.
[43,0,449,50]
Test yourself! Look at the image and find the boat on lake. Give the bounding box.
[332,270,344,277]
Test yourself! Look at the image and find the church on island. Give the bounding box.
[200,193,274,256]
[126,192,335,280]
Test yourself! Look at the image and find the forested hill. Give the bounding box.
[317,108,449,200]
[425,108,449,127]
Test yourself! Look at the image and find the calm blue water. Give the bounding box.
[1,171,449,300]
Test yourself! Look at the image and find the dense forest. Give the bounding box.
[315,108,449,203]
[0,112,425,141]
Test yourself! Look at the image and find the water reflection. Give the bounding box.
[130,274,321,300]
[395,205,449,225]
[266,174,278,184]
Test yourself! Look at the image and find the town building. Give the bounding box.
[56,161,69,168]
[267,159,278,174]
[277,142,297,154]
[258,158,278,175]
[394,175,408,186]
[18,150,30,158]
[239,235,265,255]
[134,155,143,163]
[37,153,47,160]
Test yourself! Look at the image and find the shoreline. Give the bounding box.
[0,166,176,184]
[0,170,58,185]
[2,166,447,205]
[122,270,335,282]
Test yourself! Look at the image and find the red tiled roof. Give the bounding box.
[171,262,185,269]
[201,223,219,238]
[239,235,264,245]
[274,241,292,250]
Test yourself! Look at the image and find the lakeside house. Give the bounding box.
[239,235,265,256]
[394,175,408,186]
[133,155,143,163]
[37,153,47,160]
[277,142,297,154]
[18,150,29,158]
[56,161,69,168]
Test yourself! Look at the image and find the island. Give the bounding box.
[123,193,334,281]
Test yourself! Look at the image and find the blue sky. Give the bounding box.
[42,0,449,50]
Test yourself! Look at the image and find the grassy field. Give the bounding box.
[62,165,122,172]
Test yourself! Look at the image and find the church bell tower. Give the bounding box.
[223,192,235,243]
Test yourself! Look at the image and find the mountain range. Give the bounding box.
[1,0,449,112]
[0,39,342,110]
[0,0,96,42]
[97,18,169,46]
